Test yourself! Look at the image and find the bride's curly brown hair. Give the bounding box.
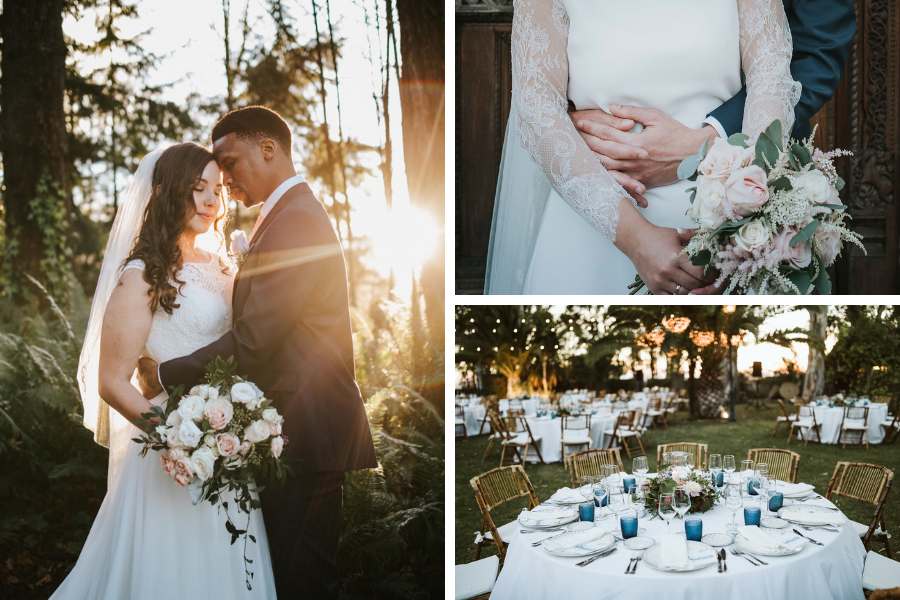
[124,143,228,315]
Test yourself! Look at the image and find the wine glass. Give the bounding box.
[740,459,754,497]
[708,454,722,487]
[626,482,647,534]
[659,492,676,535]
[685,451,696,475]
[633,456,649,486]
[673,486,691,535]
[725,484,743,534]
[580,475,595,503]
[593,479,609,521]
[723,455,736,485]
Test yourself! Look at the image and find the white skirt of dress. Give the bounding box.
[50,425,276,599]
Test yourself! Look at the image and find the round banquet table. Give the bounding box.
[802,404,889,444]
[463,405,486,436]
[490,484,866,600]
[521,414,619,463]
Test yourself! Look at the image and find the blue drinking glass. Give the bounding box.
[748,479,759,495]
[551,413,557,419]
[620,515,638,539]
[623,477,635,493]
[744,506,761,526]
[684,518,703,541]
[768,492,784,512]
[579,502,595,522]
[715,472,724,487]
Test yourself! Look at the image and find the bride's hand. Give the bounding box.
[674,228,726,295]
[137,357,163,400]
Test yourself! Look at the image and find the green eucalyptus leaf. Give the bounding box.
[755,133,780,169]
[771,176,792,191]
[790,220,819,247]
[835,176,845,192]
[763,120,783,149]
[677,154,703,181]
[791,145,812,168]
[698,135,713,159]
[787,270,811,295]
[691,250,712,266]
[726,132,750,147]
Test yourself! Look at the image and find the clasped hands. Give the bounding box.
[570,103,723,294]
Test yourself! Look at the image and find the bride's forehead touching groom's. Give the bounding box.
[212,131,288,209]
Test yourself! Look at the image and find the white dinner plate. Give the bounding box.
[777,504,845,527]
[518,507,579,528]
[642,541,718,572]
[734,531,806,556]
[623,536,655,550]
[701,533,734,547]
[761,518,791,529]
[542,531,616,557]
[566,521,595,532]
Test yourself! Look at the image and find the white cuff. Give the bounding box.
[702,116,727,141]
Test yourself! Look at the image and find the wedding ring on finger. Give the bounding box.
[674,284,682,294]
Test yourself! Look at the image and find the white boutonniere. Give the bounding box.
[229,230,250,267]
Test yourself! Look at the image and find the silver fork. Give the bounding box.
[733,548,768,565]
[624,557,636,574]
[630,556,642,574]
[730,549,760,566]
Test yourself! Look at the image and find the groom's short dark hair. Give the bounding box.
[212,106,292,155]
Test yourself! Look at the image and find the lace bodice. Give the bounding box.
[511,0,801,242]
[122,259,235,364]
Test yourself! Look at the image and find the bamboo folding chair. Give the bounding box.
[646,397,667,429]
[882,413,900,445]
[663,396,678,425]
[772,399,797,437]
[482,412,507,462]
[747,448,800,483]
[560,414,592,460]
[470,465,540,562]
[871,588,900,600]
[455,404,468,440]
[604,410,645,459]
[839,406,870,449]
[477,396,497,435]
[825,462,894,558]
[498,416,544,467]
[788,405,821,446]
[656,443,708,471]
[563,448,625,489]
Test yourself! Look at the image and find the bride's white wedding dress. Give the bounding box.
[51,259,276,599]
[484,0,799,294]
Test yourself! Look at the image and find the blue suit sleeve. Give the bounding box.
[708,0,856,137]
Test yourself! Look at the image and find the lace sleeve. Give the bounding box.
[512,0,635,242]
[738,0,802,140]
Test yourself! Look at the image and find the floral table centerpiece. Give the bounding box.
[642,472,718,519]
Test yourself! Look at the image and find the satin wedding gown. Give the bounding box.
[51,259,277,599]
[485,0,799,294]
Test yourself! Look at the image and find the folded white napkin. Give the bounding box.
[781,509,844,527]
[660,535,691,569]
[737,526,796,552]
[778,482,815,498]
[519,508,577,524]
[551,487,588,503]
[543,528,611,553]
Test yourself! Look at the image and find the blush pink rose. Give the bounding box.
[204,398,234,431]
[269,422,282,436]
[724,166,769,214]
[698,138,751,182]
[216,432,240,456]
[815,228,842,267]
[773,227,812,269]
[240,440,253,457]
[160,454,176,476]
[270,436,284,459]
[167,448,185,462]
[174,472,191,487]
[173,457,193,486]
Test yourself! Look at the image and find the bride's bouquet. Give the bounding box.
[629,120,864,294]
[133,356,292,588]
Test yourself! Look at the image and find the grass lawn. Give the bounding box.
[455,402,900,565]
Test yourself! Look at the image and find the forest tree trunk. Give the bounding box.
[803,306,827,400]
[0,0,70,299]
[395,0,444,350]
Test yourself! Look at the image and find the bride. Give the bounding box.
[484,0,800,295]
[52,144,276,598]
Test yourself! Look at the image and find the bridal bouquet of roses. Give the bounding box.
[133,356,291,570]
[629,120,864,294]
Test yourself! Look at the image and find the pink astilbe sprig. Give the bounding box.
[812,147,853,187]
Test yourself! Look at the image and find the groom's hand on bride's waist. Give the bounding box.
[570,104,719,193]
[137,357,163,399]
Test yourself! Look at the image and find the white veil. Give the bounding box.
[483,105,551,295]
[78,149,162,484]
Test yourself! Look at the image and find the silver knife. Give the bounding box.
[576,547,617,567]
[532,532,567,547]
[792,528,824,546]
[520,528,563,534]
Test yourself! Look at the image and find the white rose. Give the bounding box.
[166,426,183,448]
[244,419,271,444]
[166,410,183,428]
[203,434,217,448]
[799,170,833,204]
[231,382,258,405]
[189,385,202,397]
[206,386,220,400]
[249,382,265,399]
[691,177,726,228]
[190,446,217,481]
[156,425,170,444]
[732,220,769,252]
[178,395,206,422]
[178,419,203,448]
[697,137,750,182]
[262,408,283,425]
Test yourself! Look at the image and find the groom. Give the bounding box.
[569,0,856,293]
[138,106,377,599]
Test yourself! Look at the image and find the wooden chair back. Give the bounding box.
[843,405,869,424]
[456,404,465,418]
[470,465,540,560]
[561,414,591,438]
[488,412,514,441]
[747,448,800,483]
[509,399,524,411]
[656,443,708,470]
[777,399,791,419]
[564,448,625,488]
[825,462,894,548]
[871,587,900,600]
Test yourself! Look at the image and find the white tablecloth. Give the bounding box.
[490,484,866,600]
[519,414,618,463]
[463,405,486,436]
[499,399,540,416]
[799,405,890,444]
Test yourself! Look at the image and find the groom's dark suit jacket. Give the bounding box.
[708,0,856,141]
[160,182,377,473]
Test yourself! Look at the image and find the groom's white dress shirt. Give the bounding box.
[156,174,307,388]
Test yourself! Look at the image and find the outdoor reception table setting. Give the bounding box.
[803,398,890,444]
[489,469,867,600]
[521,410,619,463]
